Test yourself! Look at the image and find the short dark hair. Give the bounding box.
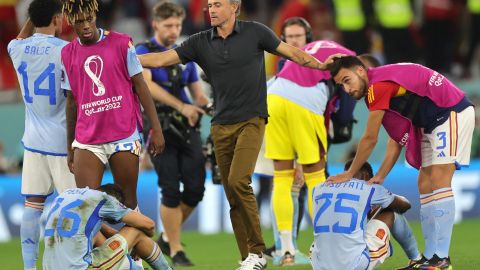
[358,54,381,68]
[28,0,63,28]
[97,184,125,204]
[153,1,185,21]
[328,56,366,78]
[344,159,374,179]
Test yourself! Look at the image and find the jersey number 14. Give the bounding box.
[17,61,57,105]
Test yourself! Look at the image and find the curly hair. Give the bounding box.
[63,0,99,25]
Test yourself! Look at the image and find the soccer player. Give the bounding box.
[328,56,475,269]
[7,1,77,269]
[42,184,172,270]
[61,0,165,210]
[311,161,416,270]
[135,2,209,266]
[266,40,355,265]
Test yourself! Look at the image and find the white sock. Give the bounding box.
[279,231,295,255]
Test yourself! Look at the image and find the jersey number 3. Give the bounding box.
[313,192,360,234]
[17,61,57,105]
[44,198,83,238]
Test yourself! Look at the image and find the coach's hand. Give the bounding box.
[327,171,352,184]
[367,175,385,185]
[67,149,75,173]
[149,128,165,156]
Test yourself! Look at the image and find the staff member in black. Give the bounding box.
[138,1,338,269]
[136,2,208,267]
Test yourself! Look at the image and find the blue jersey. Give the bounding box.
[8,34,69,155]
[136,38,199,104]
[43,188,131,270]
[311,179,394,270]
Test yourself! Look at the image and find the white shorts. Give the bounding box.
[72,139,142,165]
[89,234,131,270]
[421,106,475,168]
[21,150,76,197]
[254,139,274,177]
[365,219,392,270]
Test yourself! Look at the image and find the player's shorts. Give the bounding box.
[265,94,327,165]
[365,219,392,270]
[254,139,274,177]
[72,139,142,164]
[421,106,475,168]
[89,234,132,270]
[21,150,76,197]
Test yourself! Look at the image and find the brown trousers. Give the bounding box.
[210,117,266,259]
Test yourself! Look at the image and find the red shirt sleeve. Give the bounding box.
[366,81,402,111]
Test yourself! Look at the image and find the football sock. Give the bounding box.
[433,187,455,259]
[146,242,172,270]
[304,169,326,218]
[272,170,294,232]
[420,193,437,259]
[21,201,44,270]
[392,213,420,260]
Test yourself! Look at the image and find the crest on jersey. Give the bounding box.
[84,55,106,96]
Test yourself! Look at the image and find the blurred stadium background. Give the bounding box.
[0,0,480,269]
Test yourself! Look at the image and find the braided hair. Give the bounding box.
[63,0,99,24]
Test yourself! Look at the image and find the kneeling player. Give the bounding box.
[310,161,419,270]
[43,184,172,270]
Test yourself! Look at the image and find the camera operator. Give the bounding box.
[136,2,208,267]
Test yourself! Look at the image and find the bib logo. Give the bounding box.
[428,71,444,87]
[399,133,409,146]
[84,55,106,96]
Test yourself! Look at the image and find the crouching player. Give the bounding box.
[310,161,421,270]
[43,184,172,270]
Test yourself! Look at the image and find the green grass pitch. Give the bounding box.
[1,219,479,269]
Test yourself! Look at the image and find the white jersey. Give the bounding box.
[43,188,131,270]
[311,179,394,270]
[8,34,68,155]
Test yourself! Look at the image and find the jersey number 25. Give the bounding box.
[313,192,360,234]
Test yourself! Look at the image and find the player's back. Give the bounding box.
[8,34,69,155]
[311,179,394,270]
[42,188,129,270]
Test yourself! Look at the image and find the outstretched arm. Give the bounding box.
[368,138,402,185]
[16,18,35,39]
[274,42,343,70]
[138,49,182,68]
[328,110,385,183]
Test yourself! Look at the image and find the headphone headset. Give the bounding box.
[280,17,313,43]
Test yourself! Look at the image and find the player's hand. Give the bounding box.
[326,171,352,184]
[180,104,205,127]
[367,175,385,185]
[293,166,305,186]
[149,128,165,156]
[67,149,75,173]
[319,53,347,70]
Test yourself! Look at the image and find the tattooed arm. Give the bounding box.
[274,42,343,70]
